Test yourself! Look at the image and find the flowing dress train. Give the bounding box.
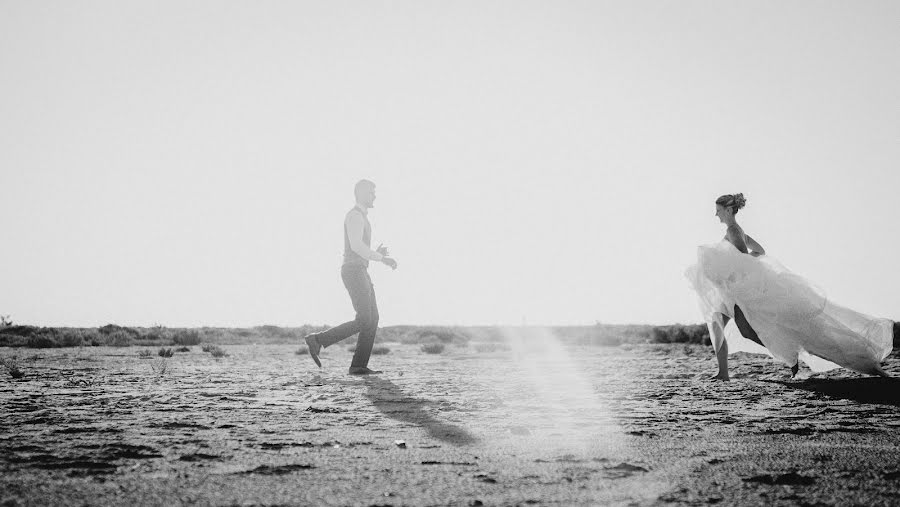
[685,241,893,376]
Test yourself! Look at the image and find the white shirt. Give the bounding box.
[345,204,383,262]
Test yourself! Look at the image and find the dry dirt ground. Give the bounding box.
[2,335,900,506]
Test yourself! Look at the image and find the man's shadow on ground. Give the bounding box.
[769,377,900,406]
[362,377,478,445]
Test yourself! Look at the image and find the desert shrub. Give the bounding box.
[401,328,468,346]
[374,327,404,343]
[683,324,709,344]
[99,324,140,338]
[137,326,170,343]
[594,323,651,346]
[399,330,427,346]
[0,327,62,348]
[650,326,674,343]
[58,329,85,347]
[429,329,457,344]
[106,330,133,347]
[201,344,214,353]
[158,347,174,358]
[82,329,104,346]
[545,324,657,346]
[0,326,106,349]
[0,325,41,338]
[283,329,304,340]
[26,333,58,348]
[650,324,708,345]
[206,345,228,358]
[173,329,201,346]
[255,325,300,340]
[464,327,505,343]
[175,346,190,352]
[256,325,280,335]
[190,325,324,345]
[1,357,24,378]
[421,343,445,354]
[138,349,152,358]
[199,328,243,344]
[1,315,12,327]
[0,333,25,347]
[576,326,623,347]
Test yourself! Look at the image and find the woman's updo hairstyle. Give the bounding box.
[716,193,746,214]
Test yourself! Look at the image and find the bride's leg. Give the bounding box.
[733,305,762,346]
[710,314,730,381]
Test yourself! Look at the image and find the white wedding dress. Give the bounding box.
[686,240,893,376]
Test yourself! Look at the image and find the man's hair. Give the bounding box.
[354,179,376,199]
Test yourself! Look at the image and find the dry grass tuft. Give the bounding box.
[1,356,24,379]
[150,358,169,375]
[137,349,152,358]
[158,347,174,358]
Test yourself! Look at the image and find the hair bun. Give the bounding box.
[715,193,748,214]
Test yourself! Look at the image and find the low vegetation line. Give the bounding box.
[3,321,897,350]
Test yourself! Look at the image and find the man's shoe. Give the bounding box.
[304,334,322,368]
[348,366,382,375]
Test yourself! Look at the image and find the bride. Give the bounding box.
[686,193,893,380]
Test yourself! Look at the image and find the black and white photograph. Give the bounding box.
[1,1,899,505]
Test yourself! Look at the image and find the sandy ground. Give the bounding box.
[2,335,900,506]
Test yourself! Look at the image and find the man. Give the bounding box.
[304,179,398,375]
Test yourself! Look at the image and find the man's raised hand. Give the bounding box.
[376,243,390,256]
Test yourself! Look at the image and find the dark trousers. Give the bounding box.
[316,264,379,368]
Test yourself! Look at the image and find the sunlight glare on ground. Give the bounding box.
[498,326,624,450]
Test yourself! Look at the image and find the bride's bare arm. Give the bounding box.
[725,226,749,253]
[745,235,765,257]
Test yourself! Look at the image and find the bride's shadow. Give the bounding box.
[362,377,478,445]
[770,377,900,406]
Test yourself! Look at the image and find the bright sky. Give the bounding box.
[1,1,898,328]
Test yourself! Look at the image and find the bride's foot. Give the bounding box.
[710,371,730,381]
[348,366,382,375]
